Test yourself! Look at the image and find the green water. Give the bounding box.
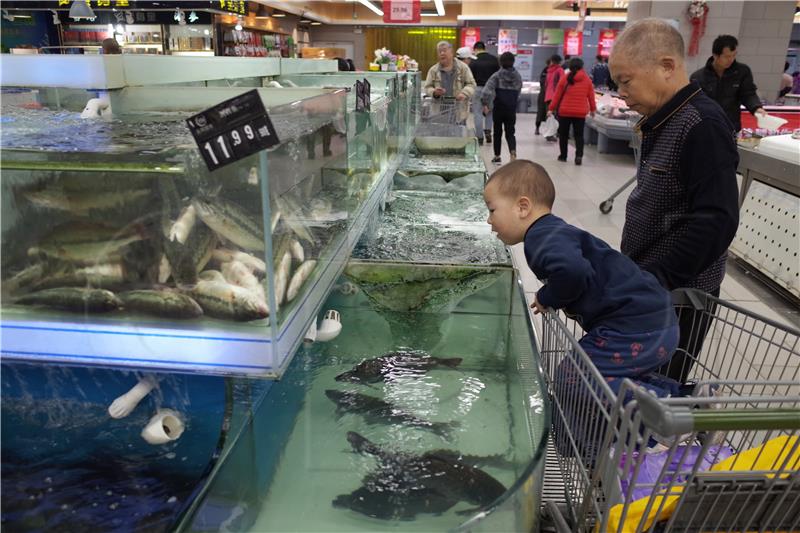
[184,264,548,532]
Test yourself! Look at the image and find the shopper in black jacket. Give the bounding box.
[469,41,500,145]
[610,19,740,384]
[535,59,549,135]
[690,35,764,132]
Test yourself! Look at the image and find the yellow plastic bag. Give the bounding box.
[603,435,799,533]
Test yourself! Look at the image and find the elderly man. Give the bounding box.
[690,35,764,132]
[424,41,476,124]
[609,18,740,384]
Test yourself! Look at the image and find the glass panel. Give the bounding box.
[179,262,550,532]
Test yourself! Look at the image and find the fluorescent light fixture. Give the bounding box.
[272,12,285,17]
[421,13,439,16]
[69,0,96,21]
[310,21,322,25]
[433,0,444,16]
[356,0,383,16]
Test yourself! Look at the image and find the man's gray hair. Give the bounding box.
[612,18,685,64]
[436,41,452,51]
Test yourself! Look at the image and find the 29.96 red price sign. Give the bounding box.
[186,90,279,171]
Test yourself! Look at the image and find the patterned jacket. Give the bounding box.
[621,83,739,293]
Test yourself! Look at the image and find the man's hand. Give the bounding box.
[483,105,490,116]
[589,111,596,118]
[433,87,446,98]
[754,107,766,116]
[455,92,467,101]
[547,110,553,117]
[530,297,547,315]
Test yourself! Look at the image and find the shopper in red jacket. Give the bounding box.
[548,57,596,165]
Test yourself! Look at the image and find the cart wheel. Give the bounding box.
[599,200,613,214]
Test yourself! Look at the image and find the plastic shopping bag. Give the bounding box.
[541,115,559,138]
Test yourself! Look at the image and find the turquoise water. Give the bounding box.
[181,263,548,532]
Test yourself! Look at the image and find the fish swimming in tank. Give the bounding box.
[332,432,507,520]
[335,349,463,383]
[324,389,457,439]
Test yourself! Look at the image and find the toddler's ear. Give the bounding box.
[517,196,532,216]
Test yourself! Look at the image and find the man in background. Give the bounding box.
[590,55,611,88]
[690,34,764,132]
[469,41,500,145]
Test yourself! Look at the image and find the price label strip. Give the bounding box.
[186,89,279,171]
[363,79,371,112]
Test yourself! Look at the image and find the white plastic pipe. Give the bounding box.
[141,409,185,445]
[108,376,157,419]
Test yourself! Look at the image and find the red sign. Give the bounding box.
[461,27,480,48]
[598,29,618,58]
[383,0,421,23]
[563,28,583,56]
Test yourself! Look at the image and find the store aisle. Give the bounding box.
[476,113,799,334]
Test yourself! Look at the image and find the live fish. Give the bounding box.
[211,248,266,276]
[221,260,266,303]
[335,350,463,383]
[346,432,506,509]
[289,239,304,263]
[324,390,456,438]
[275,195,315,244]
[29,222,146,264]
[163,223,217,287]
[23,187,151,216]
[333,483,457,521]
[16,287,122,313]
[158,205,197,283]
[192,198,265,252]
[273,251,292,307]
[32,263,127,291]
[2,263,46,295]
[119,290,203,319]
[286,260,316,302]
[189,280,269,322]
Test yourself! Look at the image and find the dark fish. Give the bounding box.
[119,290,203,319]
[346,432,506,508]
[335,350,463,383]
[324,389,456,439]
[15,287,122,313]
[332,483,458,521]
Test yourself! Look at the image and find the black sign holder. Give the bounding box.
[186,89,279,172]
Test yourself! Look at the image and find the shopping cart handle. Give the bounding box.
[636,389,694,436]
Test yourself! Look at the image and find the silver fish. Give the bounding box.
[23,187,151,215]
[275,195,315,244]
[222,260,266,304]
[29,221,146,265]
[290,239,305,264]
[211,248,266,276]
[158,205,198,283]
[192,198,265,252]
[189,280,269,321]
[286,260,316,302]
[199,270,226,282]
[16,287,122,313]
[32,263,126,291]
[273,251,292,307]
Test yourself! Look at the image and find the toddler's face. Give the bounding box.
[483,183,525,245]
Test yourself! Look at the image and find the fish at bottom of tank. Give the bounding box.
[1,182,347,323]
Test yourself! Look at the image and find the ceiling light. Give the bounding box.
[356,0,383,16]
[300,19,311,23]
[272,11,285,17]
[421,13,439,16]
[433,0,444,16]
[235,17,243,31]
[69,0,96,21]
[310,21,322,25]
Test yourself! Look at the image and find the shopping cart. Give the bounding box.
[598,114,642,214]
[417,96,470,138]
[538,288,800,532]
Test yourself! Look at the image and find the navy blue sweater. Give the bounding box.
[525,214,677,333]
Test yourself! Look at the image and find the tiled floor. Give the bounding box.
[475,113,799,334]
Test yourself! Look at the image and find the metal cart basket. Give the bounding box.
[417,96,470,138]
[539,288,800,532]
[599,114,642,214]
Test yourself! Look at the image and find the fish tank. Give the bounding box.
[279,72,419,158]
[175,261,549,532]
[0,85,397,377]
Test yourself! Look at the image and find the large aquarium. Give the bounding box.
[0,85,393,377]
[178,261,549,532]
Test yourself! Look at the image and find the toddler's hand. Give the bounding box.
[530,298,546,315]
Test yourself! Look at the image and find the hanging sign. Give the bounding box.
[186,90,279,171]
[598,28,618,57]
[497,28,518,55]
[563,28,583,56]
[461,27,480,49]
[383,0,421,23]
[516,48,534,82]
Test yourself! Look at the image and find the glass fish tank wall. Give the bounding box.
[0,85,393,377]
[177,261,549,532]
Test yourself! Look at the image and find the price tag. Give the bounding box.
[355,80,366,112]
[186,89,279,171]
[363,79,371,112]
